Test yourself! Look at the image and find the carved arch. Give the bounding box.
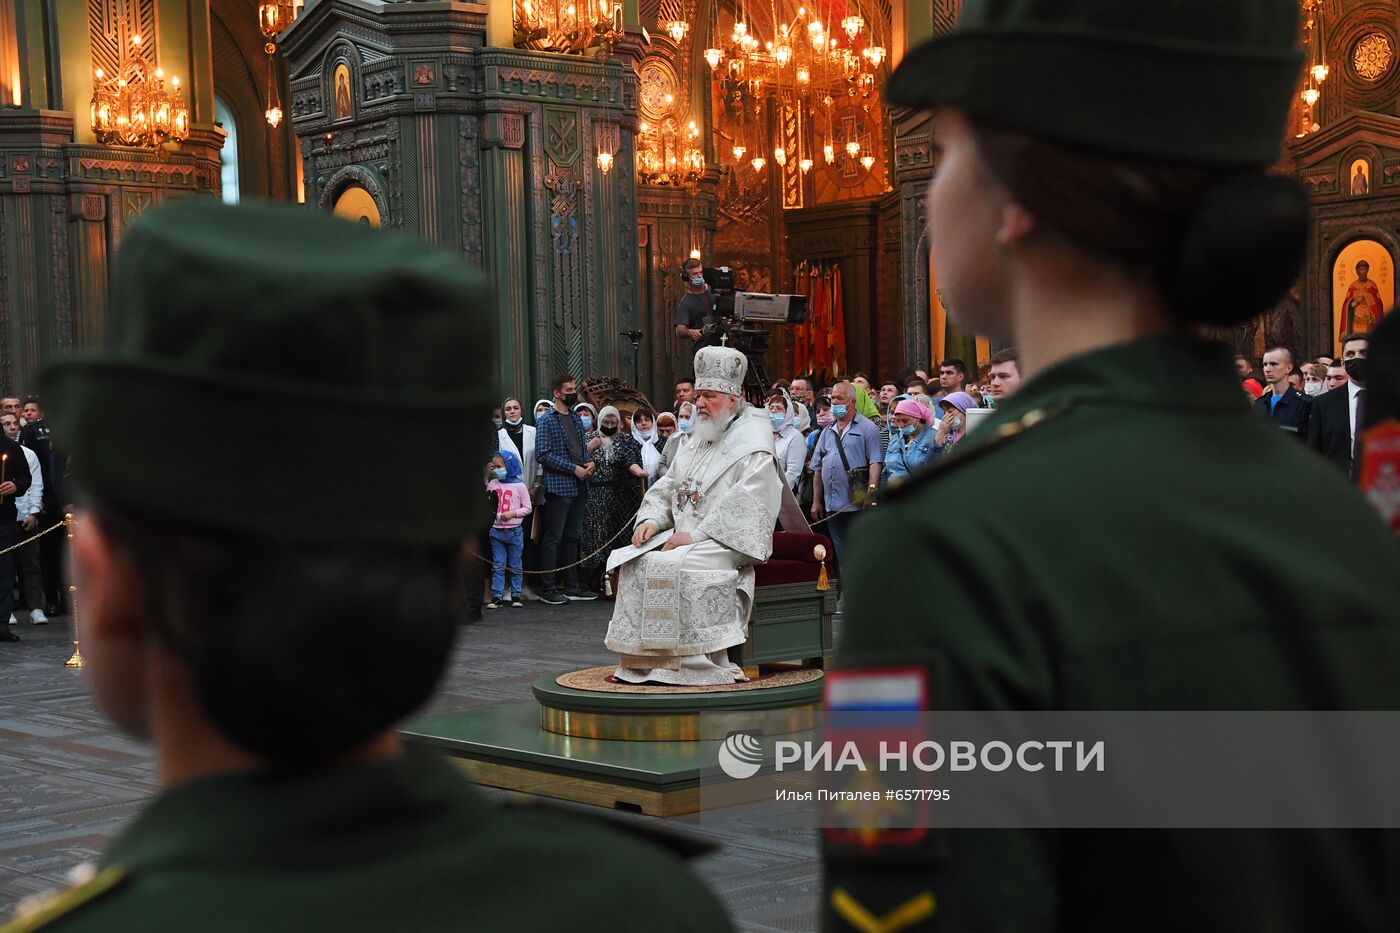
[318,164,390,221]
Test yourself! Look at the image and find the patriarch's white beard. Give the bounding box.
[692,396,741,445]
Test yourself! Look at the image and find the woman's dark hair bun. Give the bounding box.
[1162,175,1310,327]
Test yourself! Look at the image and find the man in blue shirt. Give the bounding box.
[1256,346,1312,439]
[809,380,883,592]
[533,372,597,605]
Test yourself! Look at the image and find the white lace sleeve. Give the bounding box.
[696,452,783,562]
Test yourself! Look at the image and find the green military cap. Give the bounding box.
[886,0,1304,164]
[41,199,496,545]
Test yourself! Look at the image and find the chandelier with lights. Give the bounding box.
[636,116,706,187]
[634,2,707,188]
[1297,0,1329,137]
[258,1,298,127]
[90,33,189,149]
[706,0,887,177]
[514,0,626,59]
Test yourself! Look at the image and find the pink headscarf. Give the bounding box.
[893,398,931,423]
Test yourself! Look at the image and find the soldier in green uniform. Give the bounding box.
[2,201,732,932]
[823,1,1400,930]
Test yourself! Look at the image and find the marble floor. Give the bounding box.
[0,602,820,931]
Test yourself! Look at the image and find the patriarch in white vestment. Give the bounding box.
[604,346,783,685]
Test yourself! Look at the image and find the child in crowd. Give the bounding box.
[485,450,532,609]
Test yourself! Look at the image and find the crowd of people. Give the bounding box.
[0,395,66,644]
[468,349,1029,617]
[469,328,1380,621]
[1238,331,1372,478]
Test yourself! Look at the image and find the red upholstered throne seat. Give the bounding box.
[754,531,834,587]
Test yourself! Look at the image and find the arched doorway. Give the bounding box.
[215,95,240,204]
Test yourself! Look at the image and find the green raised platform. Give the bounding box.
[403,701,725,815]
[402,672,822,816]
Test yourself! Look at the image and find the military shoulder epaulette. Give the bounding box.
[500,798,717,860]
[882,398,1075,501]
[0,867,128,933]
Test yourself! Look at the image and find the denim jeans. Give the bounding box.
[825,510,858,593]
[489,526,525,599]
[539,491,588,594]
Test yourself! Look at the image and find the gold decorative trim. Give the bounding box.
[541,703,819,741]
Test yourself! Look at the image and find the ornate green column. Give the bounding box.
[283,0,641,400]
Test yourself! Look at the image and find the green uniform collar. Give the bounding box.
[102,747,490,873]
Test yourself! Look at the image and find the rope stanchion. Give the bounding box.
[473,505,644,576]
[63,515,82,669]
[0,516,68,558]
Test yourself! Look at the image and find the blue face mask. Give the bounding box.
[492,467,508,481]
[900,423,918,437]
[679,418,694,433]
[580,415,593,430]
[770,412,787,430]
[690,275,706,287]
[831,404,848,419]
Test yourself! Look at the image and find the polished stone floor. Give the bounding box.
[0,602,819,931]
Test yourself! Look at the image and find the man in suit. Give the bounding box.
[18,398,65,616]
[1255,346,1311,438]
[0,423,32,643]
[1307,333,1370,477]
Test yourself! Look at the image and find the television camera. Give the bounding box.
[695,266,808,405]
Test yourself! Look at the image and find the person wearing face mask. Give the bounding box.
[630,407,663,481]
[656,401,696,480]
[497,397,540,490]
[533,372,596,605]
[932,391,978,455]
[497,397,542,594]
[1303,363,1329,398]
[881,398,939,489]
[767,393,805,492]
[809,381,883,587]
[1255,346,1312,438]
[673,258,719,348]
[580,406,647,592]
[1308,333,1371,478]
[656,411,677,443]
[484,451,532,609]
[573,402,599,437]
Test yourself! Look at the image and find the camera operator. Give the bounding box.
[674,258,719,348]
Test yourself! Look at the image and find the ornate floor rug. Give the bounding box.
[555,665,823,694]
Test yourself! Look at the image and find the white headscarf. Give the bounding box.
[631,411,662,479]
[595,405,621,453]
[532,398,553,424]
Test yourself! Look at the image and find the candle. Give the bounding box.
[1,452,7,505]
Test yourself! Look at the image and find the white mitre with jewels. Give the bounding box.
[693,346,747,396]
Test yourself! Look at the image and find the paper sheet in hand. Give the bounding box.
[606,528,675,572]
